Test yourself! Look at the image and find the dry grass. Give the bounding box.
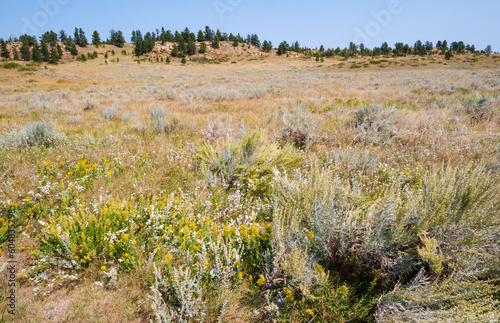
[0,47,499,322]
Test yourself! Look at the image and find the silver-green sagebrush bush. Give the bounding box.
[376,277,500,322]
[101,106,119,120]
[463,93,499,122]
[0,121,65,149]
[197,129,303,194]
[273,159,500,319]
[149,107,167,133]
[353,105,397,145]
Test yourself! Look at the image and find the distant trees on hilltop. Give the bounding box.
[0,26,131,64]
[0,25,495,65]
[130,26,271,57]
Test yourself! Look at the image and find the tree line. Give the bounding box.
[0,28,125,63]
[0,25,494,64]
[276,40,493,59]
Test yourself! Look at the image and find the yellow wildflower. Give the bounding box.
[166,252,173,263]
[339,285,349,297]
[306,309,314,316]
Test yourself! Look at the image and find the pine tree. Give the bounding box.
[74,28,80,46]
[187,39,196,55]
[49,43,59,64]
[12,47,19,60]
[393,42,404,56]
[277,41,289,55]
[204,26,214,41]
[166,56,170,63]
[59,30,68,42]
[262,40,272,52]
[199,42,207,54]
[20,41,31,61]
[485,45,493,54]
[181,57,186,64]
[189,32,196,43]
[212,36,220,49]
[381,42,390,54]
[79,28,88,46]
[171,44,179,57]
[92,30,101,47]
[0,39,10,59]
[32,45,42,62]
[56,43,63,59]
[177,36,186,57]
[41,41,50,62]
[445,50,453,60]
[197,30,205,42]
[181,27,191,41]
[115,31,125,48]
[70,43,78,57]
[110,30,125,48]
[294,41,300,52]
[319,44,325,52]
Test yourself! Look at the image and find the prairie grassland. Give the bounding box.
[1,48,499,322]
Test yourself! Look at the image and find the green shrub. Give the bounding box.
[3,62,20,69]
[1,121,64,148]
[353,105,396,144]
[280,107,316,149]
[463,93,498,121]
[197,129,302,195]
[376,278,500,322]
[274,161,500,289]
[149,107,166,133]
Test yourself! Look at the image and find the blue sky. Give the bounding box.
[1,0,498,51]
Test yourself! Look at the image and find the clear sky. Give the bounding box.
[0,0,498,51]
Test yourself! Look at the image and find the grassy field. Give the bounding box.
[1,44,499,322]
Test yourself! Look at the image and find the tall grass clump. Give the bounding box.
[197,129,303,195]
